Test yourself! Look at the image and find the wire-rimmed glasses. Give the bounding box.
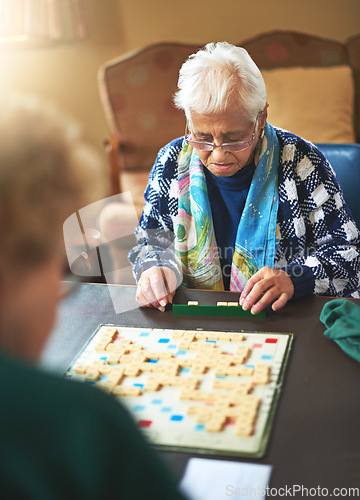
[185,116,259,153]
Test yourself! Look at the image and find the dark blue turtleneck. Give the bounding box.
[204,162,255,289]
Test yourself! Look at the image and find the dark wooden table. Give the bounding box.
[41,284,360,490]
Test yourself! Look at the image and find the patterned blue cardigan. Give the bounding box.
[129,128,360,299]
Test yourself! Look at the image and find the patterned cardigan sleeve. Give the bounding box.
[275,130,360,299]
[128,138,183,284]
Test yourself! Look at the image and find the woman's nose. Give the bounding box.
[210,144,228,161]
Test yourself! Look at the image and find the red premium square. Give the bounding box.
[137,419,152,429]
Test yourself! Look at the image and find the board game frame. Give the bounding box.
[65,324,293,459]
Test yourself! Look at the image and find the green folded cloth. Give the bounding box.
[320,299,360,363]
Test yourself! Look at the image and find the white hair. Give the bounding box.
[174,42,267,122]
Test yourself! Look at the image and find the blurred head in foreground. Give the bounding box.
[0,94,105,360]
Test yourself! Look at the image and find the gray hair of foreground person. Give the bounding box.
[0,94,105,271]
[173,41,267,122]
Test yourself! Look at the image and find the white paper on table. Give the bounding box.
[179,457,272,500]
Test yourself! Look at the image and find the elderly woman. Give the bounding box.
[0,96,184,499]
[129,41,360,313]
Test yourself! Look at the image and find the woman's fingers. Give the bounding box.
[136,266,177,311]
[239,267,294,314]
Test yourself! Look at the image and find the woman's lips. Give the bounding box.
[211,163,234,170]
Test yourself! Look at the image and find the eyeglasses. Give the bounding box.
[185,116,259,153]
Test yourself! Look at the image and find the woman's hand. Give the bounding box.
[136,266,177,312]
[239,266,294,314]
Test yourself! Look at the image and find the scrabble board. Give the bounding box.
[65,325,292,458]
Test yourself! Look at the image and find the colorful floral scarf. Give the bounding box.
[175,122,280,291]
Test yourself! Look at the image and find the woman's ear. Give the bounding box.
[260,102,268,128]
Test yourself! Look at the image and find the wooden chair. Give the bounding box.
[98,43,197,216]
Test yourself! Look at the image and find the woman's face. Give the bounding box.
[189,105,267,177]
